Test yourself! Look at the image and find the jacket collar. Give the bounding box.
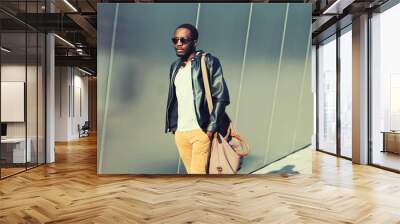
[172,50,204,79]
[178,49,204,63]
[192,50,204,61]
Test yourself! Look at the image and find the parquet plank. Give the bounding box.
[0,134,399,223]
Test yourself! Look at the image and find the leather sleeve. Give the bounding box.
[205,55,230,133]
[165,61,177,133]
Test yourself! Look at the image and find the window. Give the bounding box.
[339,27,352,158]
[317,35,337,154]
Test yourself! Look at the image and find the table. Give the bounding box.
[1,138,31,163]
[381,131,400,154]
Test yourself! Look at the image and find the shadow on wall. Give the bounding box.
[113,57,143,104]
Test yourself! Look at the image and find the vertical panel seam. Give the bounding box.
[99,4,119,173]
[234,3,253,124]
[291,23,312,153]
[195,3,201,29]
[264,4,290,164]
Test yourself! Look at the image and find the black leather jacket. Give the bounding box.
[165,50,231,135]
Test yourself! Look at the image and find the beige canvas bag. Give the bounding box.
[201,53,250,174]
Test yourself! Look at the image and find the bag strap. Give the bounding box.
[201,53,220,139]
[201,53,213,114]
[201,53,231,137]
[202,53,251,156]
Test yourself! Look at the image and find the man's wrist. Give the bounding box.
[206,124,217,133]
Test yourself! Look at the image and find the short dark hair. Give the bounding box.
[176,23,198,40]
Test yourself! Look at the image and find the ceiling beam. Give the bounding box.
[67,13,97,46]
[322,0,356,14]
[55,55,96,71]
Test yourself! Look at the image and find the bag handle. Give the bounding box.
[230,133,251,156]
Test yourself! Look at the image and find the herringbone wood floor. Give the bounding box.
[1,134,400,224]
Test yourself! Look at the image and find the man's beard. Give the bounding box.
[176,45,195,59]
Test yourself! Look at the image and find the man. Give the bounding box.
[165,24,231,174]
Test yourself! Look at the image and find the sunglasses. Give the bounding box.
[171,37,193,45]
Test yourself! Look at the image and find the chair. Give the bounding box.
[78,121,90,138]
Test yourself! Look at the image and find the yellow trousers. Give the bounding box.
[174,129,211,174]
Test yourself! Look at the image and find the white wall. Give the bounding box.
[1,63,46,164]
[55,67,70,141]
[1,65,37,137]
[1,64,26,81]
[1,64,25,137]
[1,65,27,141]
[77,72,89,138]
[55,67,89,141]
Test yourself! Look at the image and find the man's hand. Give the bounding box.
[206,131,214,140]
